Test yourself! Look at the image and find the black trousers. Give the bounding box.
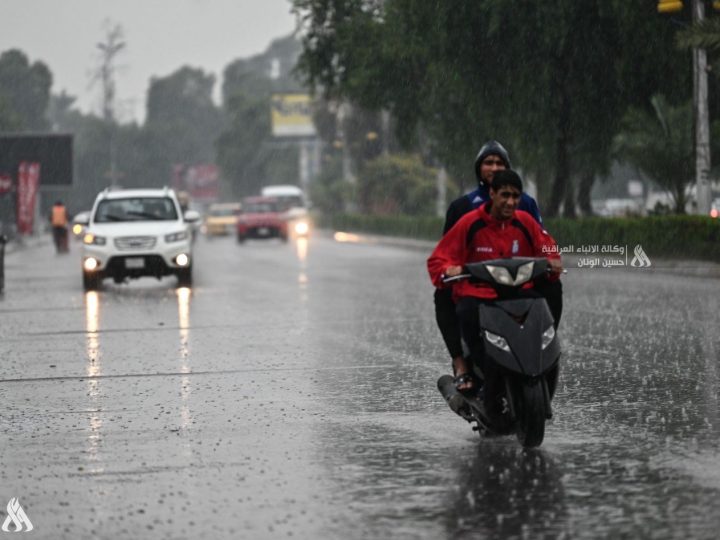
[434,280,563,361]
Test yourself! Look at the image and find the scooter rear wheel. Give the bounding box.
[516,380,545,448]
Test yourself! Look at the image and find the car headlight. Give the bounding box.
[72,223,84,235]
[83,233,106,245]
[83,257,99,271]
[165,231,188,243]
[485,330,511,352]
[541,325,555,350]
[175,253,190,267]
[294,221,309,235]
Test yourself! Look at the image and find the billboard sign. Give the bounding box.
[271,94,316,138]
[0,135,72,186]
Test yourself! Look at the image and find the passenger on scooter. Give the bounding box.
[434,141,561,393]
[428,170,563,392]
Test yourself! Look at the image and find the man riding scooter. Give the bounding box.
[434,142,562,392]
[428,170,563,396]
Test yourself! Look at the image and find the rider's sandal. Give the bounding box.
[453,373,475,393]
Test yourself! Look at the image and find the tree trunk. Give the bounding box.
[547,93,571,218]
[563,176,576,218]
[547,137,569,218]
[577,171,595,216]
[674,185,687,214]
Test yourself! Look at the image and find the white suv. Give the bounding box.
[79,188,199,290]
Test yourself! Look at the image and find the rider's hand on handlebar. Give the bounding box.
[445,265,463,277]
[547,258,564,275]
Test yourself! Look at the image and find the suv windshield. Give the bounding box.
[94,197,179,222]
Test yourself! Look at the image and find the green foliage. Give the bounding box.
[320,212,444,240]
[218,35,305,197]
[215,93,299,198]
[677,18,720,52]
[216,94,273,198]
[292,1,692,217]
[545,215,720,261]
[319,213,720,262]
[145,67,222,166]
[223,35,304,101]
[0,49,52,131]
[308,155,352,214]
[357,154,438,216]
[613,95,693,213]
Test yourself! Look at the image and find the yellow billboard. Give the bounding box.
[271,94,316,137]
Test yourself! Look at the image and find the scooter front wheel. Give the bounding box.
[515,380,545,448]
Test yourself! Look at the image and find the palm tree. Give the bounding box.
[613,95,693,213]
[676,18,720,53]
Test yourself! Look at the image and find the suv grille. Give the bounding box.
[114,236,157,250]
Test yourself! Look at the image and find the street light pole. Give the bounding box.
[693,0,712,215]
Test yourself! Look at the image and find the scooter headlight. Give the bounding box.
[486,262,534,286]
[541,325,556,350]
[486,265,513,285]
[485,330,511,352]
[514,261,535,285]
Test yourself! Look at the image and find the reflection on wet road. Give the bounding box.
[0,234,719,539]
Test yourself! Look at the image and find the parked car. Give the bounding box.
[78,187,200,290]
[236,196,288,243]
[204,202,242,236]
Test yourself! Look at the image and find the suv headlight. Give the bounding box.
[83,233,106,245]
[165,231,188,243]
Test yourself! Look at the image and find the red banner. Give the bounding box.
[16,161,40,234]
[0,173,11,194]
[172,164,219,202]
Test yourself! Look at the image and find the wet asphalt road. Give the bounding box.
[1,232,720,539]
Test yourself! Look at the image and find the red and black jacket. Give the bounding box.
[427,202,560,300]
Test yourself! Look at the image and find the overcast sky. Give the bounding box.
[1,0,297,123]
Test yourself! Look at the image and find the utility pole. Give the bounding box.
[693,0,712,215]
[93,23,125,187]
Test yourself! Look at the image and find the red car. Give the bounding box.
[236,196,288,243]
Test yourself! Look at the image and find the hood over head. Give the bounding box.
[474,140,511,183]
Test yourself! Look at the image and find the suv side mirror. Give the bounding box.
[184,210,200,223]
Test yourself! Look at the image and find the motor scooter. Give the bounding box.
[437,257,561,448]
